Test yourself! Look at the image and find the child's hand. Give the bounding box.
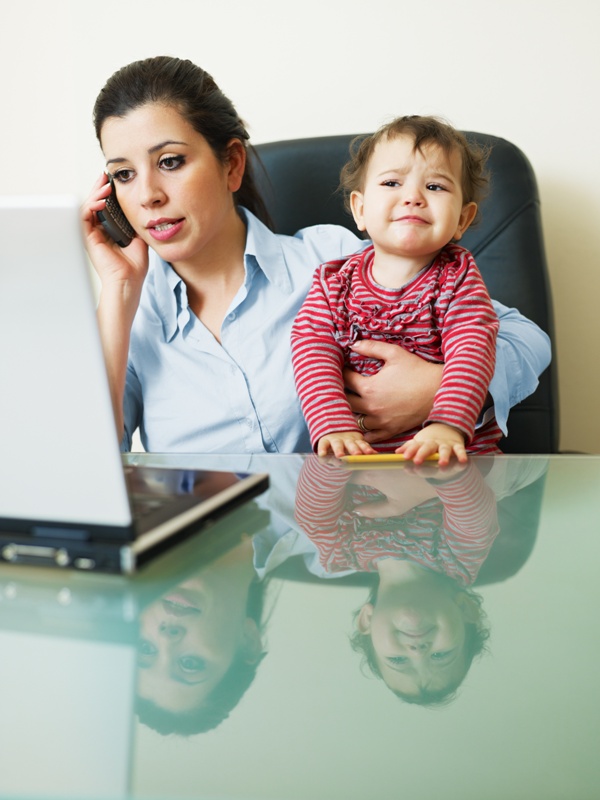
[396,423,468,467]
[317,431,377,458]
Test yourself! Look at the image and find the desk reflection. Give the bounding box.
[0,454,564,800]
[265,455,547,706]
[294,459,500,705]
[0,500,271,796]
[135,503,269,736]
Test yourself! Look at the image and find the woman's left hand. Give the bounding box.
[343,339,443,442]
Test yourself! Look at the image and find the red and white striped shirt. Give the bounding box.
[291,243,501,452]
[293,458,499,586]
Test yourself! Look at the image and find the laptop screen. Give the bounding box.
[0,197,132,529]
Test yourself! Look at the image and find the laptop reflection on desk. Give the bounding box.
[0,500,270,798]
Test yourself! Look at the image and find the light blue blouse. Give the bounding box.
[122,209,551,454]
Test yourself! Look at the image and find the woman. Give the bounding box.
[136,501,270,735]
[82,56,550,454]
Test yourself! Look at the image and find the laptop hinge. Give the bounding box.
[33,526,90,541]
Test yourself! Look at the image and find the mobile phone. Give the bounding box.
[96,178,136,248]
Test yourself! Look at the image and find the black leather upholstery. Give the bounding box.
[252,133,559,453]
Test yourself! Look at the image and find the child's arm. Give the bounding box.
[394,248,498,466]
[294,456,354,536]
[429,461,500,583]
[291,262,365,450]
[422,248,499,444]
[342,308,549,444]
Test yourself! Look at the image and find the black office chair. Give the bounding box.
[252,133,559,454]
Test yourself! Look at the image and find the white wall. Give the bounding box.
[3,0,599,452]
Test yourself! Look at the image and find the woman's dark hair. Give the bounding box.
[93,55,272,227]
[135,574,268,736]
[135,649,267,736]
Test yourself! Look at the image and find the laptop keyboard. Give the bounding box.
[130,493,179,520]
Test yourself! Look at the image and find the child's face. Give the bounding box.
[357,579,477,697]
[350,134,477,265]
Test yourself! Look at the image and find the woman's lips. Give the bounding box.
[161,591,202,615]
[147,218,185,241]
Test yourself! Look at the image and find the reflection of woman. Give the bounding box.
[135,507,269,736]
[82,55,550,454]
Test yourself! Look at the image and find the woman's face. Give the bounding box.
[100,102,246,270]
[137,572,259,713]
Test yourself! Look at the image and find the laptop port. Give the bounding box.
[1,543,70,567]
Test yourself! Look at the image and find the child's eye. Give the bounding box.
[431,650,455,661]
[426,183,446,192]
[387,656,409,665]
[112,169,135,184]
[382,180,401,187]
[159,155,185,171]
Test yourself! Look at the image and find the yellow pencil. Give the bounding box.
[340,453,440,463]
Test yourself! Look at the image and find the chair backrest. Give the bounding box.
[252,133,559,453]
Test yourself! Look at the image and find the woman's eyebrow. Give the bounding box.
[106,140,188,166]
[148,139,188,154]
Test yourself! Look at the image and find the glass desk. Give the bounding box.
[0,454,598,800]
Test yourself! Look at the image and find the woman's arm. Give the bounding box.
[82,175,149,440]
[487,301,551,435]
[344,303,551,442]
[344,343,442,442]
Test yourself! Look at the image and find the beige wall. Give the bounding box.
[3,0,598,452]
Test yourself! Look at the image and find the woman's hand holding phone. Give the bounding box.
[82,173,149,295]
[82,174,150,439]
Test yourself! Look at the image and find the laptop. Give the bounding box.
[0,196,269,573]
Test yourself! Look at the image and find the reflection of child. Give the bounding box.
[294,457,496,705]
[295,458,499,585]
[352,567,487,706]
[291,115,500,465]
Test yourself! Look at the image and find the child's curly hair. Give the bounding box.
[350,583,490,707]
[340,115,490,225]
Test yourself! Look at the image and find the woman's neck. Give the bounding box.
[172,209,247,340]
[172,206,247,285]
